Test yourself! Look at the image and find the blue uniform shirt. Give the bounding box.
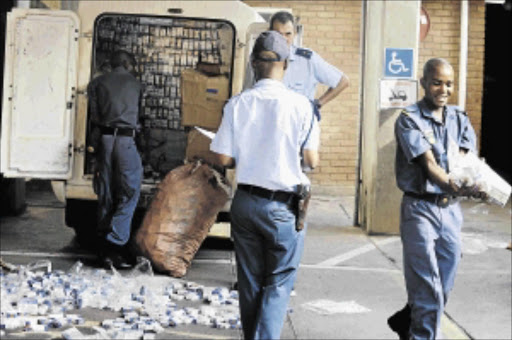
[283,45,343,101]
[211,79,320,192]
[87,66,142,129]
[394,99,477,194]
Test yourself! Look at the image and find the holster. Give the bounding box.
[295,184,311,231]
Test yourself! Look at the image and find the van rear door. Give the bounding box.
[1,8,79,179]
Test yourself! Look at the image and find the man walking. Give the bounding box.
[390,58,484,339]
[211,31,319,339]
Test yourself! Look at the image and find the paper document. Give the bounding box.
[195,127,216,140]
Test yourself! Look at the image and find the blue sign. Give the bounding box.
[384,48,414,78]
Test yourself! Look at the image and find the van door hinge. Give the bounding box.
[73,144,85,154]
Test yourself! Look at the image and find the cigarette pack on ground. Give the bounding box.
[449,150,511,207]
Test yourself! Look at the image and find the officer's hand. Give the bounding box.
[87,146,95,153]
[453,180,482,198]
[448,178,474,197]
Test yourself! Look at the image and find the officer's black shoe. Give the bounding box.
[387,304,411,340]
[101,252,133,270]
[99,241,134,270]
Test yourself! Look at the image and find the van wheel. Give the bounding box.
[65,199,98,249]
[0,177,26,216]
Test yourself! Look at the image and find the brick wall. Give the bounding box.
[244,0,362,194]
[243,0,486,193]
[418,0,486,145]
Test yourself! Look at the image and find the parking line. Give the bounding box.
[315,237,400,267]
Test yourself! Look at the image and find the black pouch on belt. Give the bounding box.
[295,184,312,231]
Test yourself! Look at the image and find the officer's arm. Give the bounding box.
[303,149,319,169]
[212,152,235,169]
[418,150,482,197]
[86,81,100,153]
[317,73,349,108]
[418,150,456,193]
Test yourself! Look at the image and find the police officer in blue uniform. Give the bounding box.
[87,50,143,269]
[211,31,319,340]
[270,11,350,119]
[390,58,485,339]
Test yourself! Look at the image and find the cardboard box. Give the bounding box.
[185,128,217,164]
[181,69,229,130]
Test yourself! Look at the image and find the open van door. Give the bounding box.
[1,8,79,179]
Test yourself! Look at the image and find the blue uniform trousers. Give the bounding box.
[400,195,463,340]
[231,189,304,340]
[94,135,142,246]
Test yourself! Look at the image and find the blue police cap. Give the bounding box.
[252,31,289,62]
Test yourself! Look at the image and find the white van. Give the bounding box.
[1,1,281,240]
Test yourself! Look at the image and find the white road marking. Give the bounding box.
[300,263,400,273]
[0,250,96,259]
[302,299,371,315]
[315,237,400,267]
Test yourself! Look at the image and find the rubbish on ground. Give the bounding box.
[302,299,371,315]
[1,259,241,339]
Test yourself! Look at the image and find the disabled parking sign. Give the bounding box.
[384,48,414,79]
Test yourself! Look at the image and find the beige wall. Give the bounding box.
[38,0,487,198]
[245,0,486,195]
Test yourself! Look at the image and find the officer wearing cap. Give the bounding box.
[270,11,349,120]
[87,50,143,269]
[211,31,319,340]
[389,58,485,339]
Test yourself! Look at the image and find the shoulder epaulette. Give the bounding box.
[447,105,468,116]
[401,104,418,116]
[295,48,312,59]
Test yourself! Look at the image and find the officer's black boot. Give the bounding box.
[387,303,411,340]
[99,240,133,270]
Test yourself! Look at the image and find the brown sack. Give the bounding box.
[135,161,230,277]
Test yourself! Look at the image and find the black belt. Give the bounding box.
[99,126,136,137]
[405,192,456,208]
[238,184,296,204]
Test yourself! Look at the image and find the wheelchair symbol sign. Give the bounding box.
[384,48,413,78]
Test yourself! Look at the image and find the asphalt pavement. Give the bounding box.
[0,181,510,339]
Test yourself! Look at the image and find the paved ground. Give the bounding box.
[0,181,510,339]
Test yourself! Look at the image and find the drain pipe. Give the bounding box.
[458,0,469,110]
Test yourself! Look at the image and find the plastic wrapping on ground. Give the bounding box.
[0,259,242,339]
[447,139,512,207]
[135,161,230,277]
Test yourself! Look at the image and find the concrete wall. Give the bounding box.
[358,1,420,234]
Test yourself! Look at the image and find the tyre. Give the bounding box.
[65,199,98,249]
[0,177,26,216]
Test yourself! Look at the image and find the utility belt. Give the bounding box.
[404,192,457,208]
[238,184,296,205]
[98,125,136,137]
[237,183,311,231]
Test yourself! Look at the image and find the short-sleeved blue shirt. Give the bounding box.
[283,45,343,101]
[87,66,142,129]
[211,79,319,192]
[394,99,477,194]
